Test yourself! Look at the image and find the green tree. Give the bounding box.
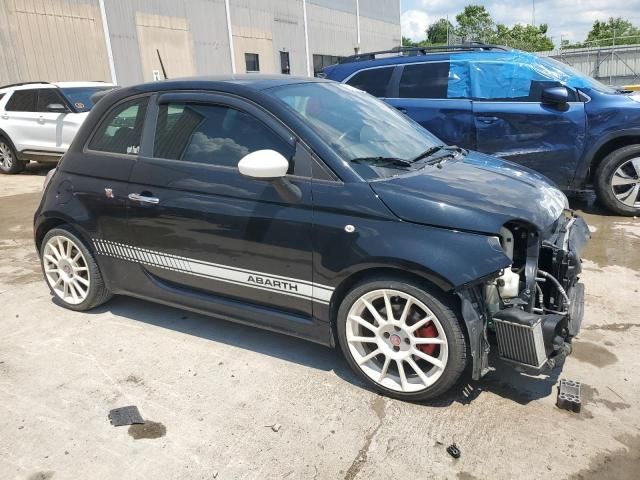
[401,36,419,47]
[427,18,453,44]
[492,23,555,52]
[585,17,640,46]
[455,5,494,41]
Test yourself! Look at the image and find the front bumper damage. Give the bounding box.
[457,212,590,380]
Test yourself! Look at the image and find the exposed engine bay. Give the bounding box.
[458,211,591,379]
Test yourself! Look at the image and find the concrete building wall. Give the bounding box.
[102,0,232,85]
[0,0,400,86]
[0,0,110,84]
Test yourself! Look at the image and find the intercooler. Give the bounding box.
[493,311,548,369]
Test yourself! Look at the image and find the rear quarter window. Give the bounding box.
[5,90,37,112]
[88,97,148,155]
[346,67,394,97]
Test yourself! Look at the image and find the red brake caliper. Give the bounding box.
[415,323,439,356]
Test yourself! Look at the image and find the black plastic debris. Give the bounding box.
[108,406,145,426]
[447,443,461,459]
[557,379,582,413]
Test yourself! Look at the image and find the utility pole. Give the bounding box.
[532,0,536,26]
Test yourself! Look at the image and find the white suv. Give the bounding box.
[0,81,115,174]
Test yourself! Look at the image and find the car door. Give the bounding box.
[470,60,587,188]
[63,95,150,290]
[382,61,475,149]
[125,92,315,320]
[34,88,70,153]
[1,89,39,152]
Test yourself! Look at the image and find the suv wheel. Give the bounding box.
[595,145,640,216]
[0,139,26,174]
[40,226,112,311]
[337,277,467,401]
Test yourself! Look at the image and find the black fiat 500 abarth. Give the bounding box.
[34,76,590,401]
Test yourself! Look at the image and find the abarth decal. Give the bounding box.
[92,239,333,304]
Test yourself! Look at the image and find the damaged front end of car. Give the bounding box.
[457,212,591,380]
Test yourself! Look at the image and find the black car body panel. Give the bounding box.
[369,151,567,234]
[35,76,588,376]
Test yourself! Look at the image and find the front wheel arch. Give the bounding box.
[328,267,457,346]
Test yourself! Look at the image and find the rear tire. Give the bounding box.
[594,145,640,216]
[40,226,112,311]
[336,276,467,401]
[0,138,26,174]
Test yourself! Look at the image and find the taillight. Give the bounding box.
[43,167,57,192]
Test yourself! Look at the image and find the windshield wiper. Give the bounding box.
[411,145,468,164]
[351,156,414,168]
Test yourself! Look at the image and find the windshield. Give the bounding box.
[267,82,443,179]
[60,86,113,112]
[535,56,617,94]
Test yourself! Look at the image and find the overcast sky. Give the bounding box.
[401,0,640,46]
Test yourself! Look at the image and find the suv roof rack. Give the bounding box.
[0,81,52,90]
[339,43,508,64]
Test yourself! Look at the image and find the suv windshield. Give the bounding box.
[60,87,113,112]
[536,56,617,94]
[267,82,443,179]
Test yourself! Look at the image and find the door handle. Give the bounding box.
[478,116,500,124]
[395,107,408,114]
[128,193,160,204]
[38,115,45,123]
[1,114,8,120]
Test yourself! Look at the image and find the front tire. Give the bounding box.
[0,138,26,174]
[594,145,640,216]
[40,226,112,311]
[337,277,467,401]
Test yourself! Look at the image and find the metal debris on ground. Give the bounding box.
[265,423,281,432]
[108,406,145,426]
[446,443,461,459]
[557,379,582,413]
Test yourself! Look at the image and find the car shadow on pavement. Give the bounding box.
[87,295,361,380]
[84,295,563,407]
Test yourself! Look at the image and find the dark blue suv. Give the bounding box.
[322,45,640,216]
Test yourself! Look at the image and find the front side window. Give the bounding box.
[36,89,66,112]
[5,90,37,112]
[346,67,394,97]
[88,97,148,155]
[153,102,293,170]
[399,62,451,99]
[245,53,260,73]
[60,87,113,112]
[268,82,441,180]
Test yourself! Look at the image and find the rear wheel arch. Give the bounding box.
[35,219,94,254]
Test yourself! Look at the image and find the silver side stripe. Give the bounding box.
[92,239,334,304]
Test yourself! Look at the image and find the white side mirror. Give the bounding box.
[238,149,289,179]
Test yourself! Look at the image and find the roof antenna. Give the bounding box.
[156,49,168,80]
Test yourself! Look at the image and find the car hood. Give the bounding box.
[369,151,567,234]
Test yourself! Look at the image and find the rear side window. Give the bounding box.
[398,62,451,99]
[346,67,394,97]
[36,89,66,112]
[89,97,148,155]
[5,90,37,112]
[153,102,293,170]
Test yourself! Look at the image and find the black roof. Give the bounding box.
[130,75,331,94]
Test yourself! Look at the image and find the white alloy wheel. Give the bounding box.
[610,157,640,208]
[43,235,91,305]
[0,141,14,170]
[345,289,449,393]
